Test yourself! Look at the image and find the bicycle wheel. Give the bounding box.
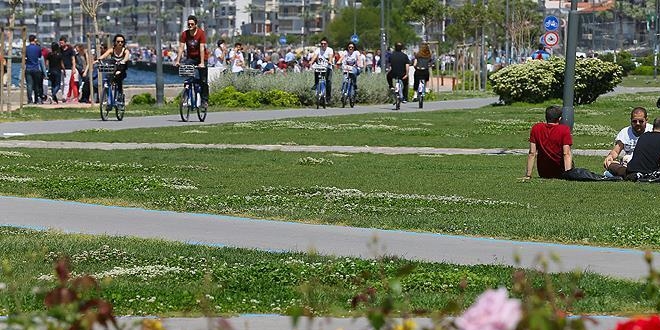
[179,90,191,122]
[349,83,356,108]
[340,81,347,108]
[197,98,207,122]
[115,87,125,121]
[100,86,110,121]
[418,94,424,109]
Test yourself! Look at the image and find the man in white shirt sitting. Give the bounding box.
[604,107,653,177]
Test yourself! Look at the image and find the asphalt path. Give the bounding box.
[0,97,499,137]
[1,196,654,281]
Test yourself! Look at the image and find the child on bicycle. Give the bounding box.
[96,34,130,100]
[339,42,361,91]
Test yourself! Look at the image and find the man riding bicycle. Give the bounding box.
[175,15,208,107]
[386,42,410,103]
[310,37,334,103]
[96,34,130,99]
[339,42,361,91]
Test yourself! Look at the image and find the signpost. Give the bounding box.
[543,15,561,48]
[543,31,559,47]
[544,15,560,31]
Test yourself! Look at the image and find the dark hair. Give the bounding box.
[217,39,225,47]
[395,42,404,51]
[234,42,242,47]
[113,34,125,43]
[320,37,328,43]
[59,36,67,42]
[631,106,648,119]
[51,42,60,52]
[653,118,660,130]
[545,105,563,123]
[346,42,356,51]
[28,35,36,42]
[187,15,197,24]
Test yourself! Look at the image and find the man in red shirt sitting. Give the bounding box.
[523,105,573,180]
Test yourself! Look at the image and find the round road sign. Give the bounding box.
[543,31,559,47]
[544,15,560,31]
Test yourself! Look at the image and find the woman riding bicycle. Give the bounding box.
[339,42,361,91]
[412,43,432,102]
[96,34,130,98]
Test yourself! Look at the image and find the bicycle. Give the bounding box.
[98,61,125,121]
[417,79,426,109]
[178,64,207,122]
[312,59,329,109]
[340,65,356,108]
[392,77,404,110]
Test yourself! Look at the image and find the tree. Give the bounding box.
[404,0,444,42]
[80,0,104,47]
[326,4,416,50]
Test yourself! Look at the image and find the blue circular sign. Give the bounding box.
[279,34,287,45]
[544,15,559,31]
[350,34,359,43]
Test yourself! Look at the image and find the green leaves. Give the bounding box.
[489,57,623,105]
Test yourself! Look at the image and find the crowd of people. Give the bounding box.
[16,15,438,107]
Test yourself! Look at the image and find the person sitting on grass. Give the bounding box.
[603,107,652,177]
[625,118,660,181]
[522,105,573,180]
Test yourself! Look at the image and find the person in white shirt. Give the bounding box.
[212,39,227,72]
[339,42,362,90]
[229,42,244,75]
[604,107,653,177]
[310,37,334,102]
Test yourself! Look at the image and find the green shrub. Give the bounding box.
[210,71,392,106]
[208,85,301,108]
[632,65,655,76]
[129,93,156,105]
[489,57,622,105]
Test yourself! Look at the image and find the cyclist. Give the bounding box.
[386,42,410,103]
[96,34,130,100]
[338,42,361,91]
[310,37,334,103]
[175,15,208,107]
[412,43,432,102]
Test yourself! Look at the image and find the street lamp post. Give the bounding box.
[380,0,387,72]
[156,0,164,105]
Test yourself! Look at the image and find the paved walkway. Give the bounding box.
[0,97,499,137]
[0,140,609,157]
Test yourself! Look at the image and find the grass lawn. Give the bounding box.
[620,75,660,88]
[0,226,654,317]
[16,92,658,150]
[1,148,659,250]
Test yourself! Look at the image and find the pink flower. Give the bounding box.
[454,288,522,330]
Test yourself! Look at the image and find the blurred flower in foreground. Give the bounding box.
[454,287,521,330]
[142,318,165,330]
[615,315,660,330]
[393,318,417,330]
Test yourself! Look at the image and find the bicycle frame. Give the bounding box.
[178,64,206,122]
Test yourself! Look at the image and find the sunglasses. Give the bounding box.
[632,119,646,124]
[115,40,124,44]
[320,43,327,45]
[187,23,196,27]
[348,46,354,49]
